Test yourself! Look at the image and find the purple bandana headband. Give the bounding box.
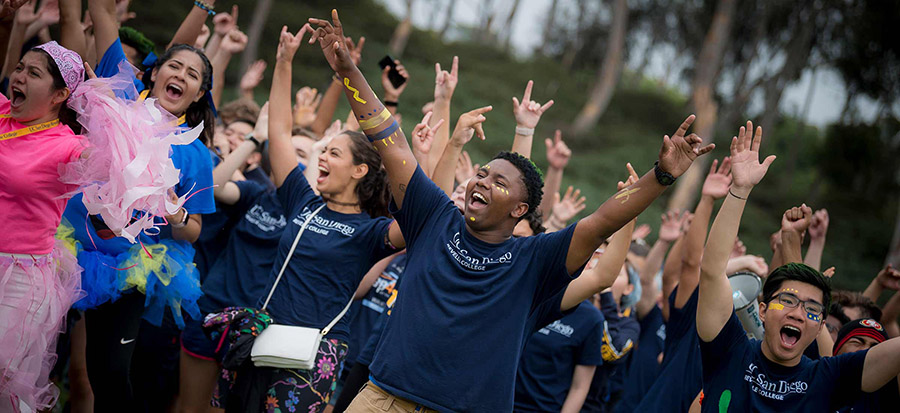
[35,41,84,93]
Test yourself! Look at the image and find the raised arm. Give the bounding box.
[58,0,86,58]
[408,111,444,179]
[380,56,408,116]
[238,59,265,101]
[167,0,216,50]
[510,80,553,158]
[545,186,587,233]
[804,209,828,270]
[0,1,26,72]
[431,107,490,195]
[426,56,458,175]
[862,336,900,392]
[87,0,118,61]
[310,35,362,135]
[204,5,236,59]
[213,103,268,205]
[565,115,714,274]
[880,289,900,338]
[210,28,247,107]
[864,265,900,303]
[676,157,731,308]
[1,1,34,78]
[636,210,685,319]
[780,204,812,265]
[697,121,775,342]
[268,25,311,188]
[540,130,571,216]
[309,10,416,207]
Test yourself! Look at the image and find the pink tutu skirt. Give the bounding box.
[0,242,83,412]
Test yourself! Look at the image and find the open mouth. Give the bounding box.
[10,87,25,108]
[469,191,489,208]
[316,165,330,184]
[780,325,801,348]
[165,83,184,100]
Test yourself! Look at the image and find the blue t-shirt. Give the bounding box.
[368,166,580,413]
[615,304,666,413]
[634,287,702,412]
[63,137,215,255]
[515,300,605,412]
[244,166,276,192]
[95,38,144,92]
[836,377,899,412]
[199,180,285,312]
[193,150,237,281]
[346,253,406,369]
[257,167,394,342]
[700,310,868,412]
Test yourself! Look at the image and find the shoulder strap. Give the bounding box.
[322,297,354,336]
[260,204,326,310]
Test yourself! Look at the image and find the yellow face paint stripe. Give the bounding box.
[615,187,641,204]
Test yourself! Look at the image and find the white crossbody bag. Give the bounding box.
[250,204,354,370]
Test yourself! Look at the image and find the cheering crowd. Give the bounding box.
[0,0,899,412]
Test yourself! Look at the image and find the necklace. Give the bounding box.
[324,197,360,208]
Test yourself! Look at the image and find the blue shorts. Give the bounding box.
[181,315,229,362]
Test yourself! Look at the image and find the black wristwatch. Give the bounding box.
[654,161,676,186]
[245,133,262,149]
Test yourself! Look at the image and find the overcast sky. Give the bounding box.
[381,0,884,128]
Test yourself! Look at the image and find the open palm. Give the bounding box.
[729,120,776,195]
[702,157,732,199]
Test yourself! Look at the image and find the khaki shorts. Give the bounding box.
[345,381,440,413]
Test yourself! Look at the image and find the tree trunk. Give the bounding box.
[389,0,416,57]
[666,0,738,211]
[570,0,629,135]
[501,0,523,52]
[239,0,273,74]
[540,0,560,55]
[438,0,456,39]
[561,0,589,71]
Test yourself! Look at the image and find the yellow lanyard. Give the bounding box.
[138,90,187,126]
[0,114,60,142]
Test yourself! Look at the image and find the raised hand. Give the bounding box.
[212,5,239,36]
[13,0,38,25]
[552,186,587,224]
[702,157,732,199]
[455,151,479,185]
[657,115,715,178]
[822,267,836,278]
[512,80,554,129]
[434,56,459,101]
[632,225,651,242]
[0,0,29,19]
[450,106,493,145]
[276,25,310,63]
[727,255,769,276]
[240,60,267,94]
[308,10,355,73]
[220,28,249,54]
[252,102,270,143]
[875,265,900,291]
[545,130,571,170]
[36,0,58,27]
[617,162,640,190]
[411,111,444,156]
[728,120,776,197]
[344,36,365,66]
[781,204,812,235]
[659,210,687,242]
[293,87,321,128]
[808,209,829,240]
[731,238,747,258]
[382,58,409,100]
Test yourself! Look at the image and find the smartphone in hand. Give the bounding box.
[378,55,407,89]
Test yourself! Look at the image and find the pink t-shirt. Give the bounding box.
[0,94,84,254]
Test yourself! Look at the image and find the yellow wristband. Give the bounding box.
[358,108,392,131]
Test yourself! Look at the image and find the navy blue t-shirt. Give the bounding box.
[583,292,640,412]
[199,180,285,312]
[193,150,237,281]
[257,167,394,342]
[244,166,276,192]
[634,287,702,412]
[700,310,868,412]
[346,253,406,369]
[515,300,604,412]
[836,377,900,412]
[368,166,580,412]
[615,304,666,413]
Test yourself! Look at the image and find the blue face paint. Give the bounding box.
[807,312,820,322]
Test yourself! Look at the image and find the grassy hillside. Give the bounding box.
[129,0,899,296]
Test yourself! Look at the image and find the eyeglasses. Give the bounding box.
[772,292,825,317]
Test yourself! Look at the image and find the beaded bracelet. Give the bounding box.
[194,1,216,16]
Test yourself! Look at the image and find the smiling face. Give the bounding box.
[465,160,529,231]
[315,133,368,197]
[149,50,207,116]
[223,120,254,152]
[8,51,69,123]
[759,280,826,365]
[292,135,315,167]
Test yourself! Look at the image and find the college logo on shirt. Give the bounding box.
[538,320,574,337]
[245,205,286,232]
[743,363,808,401]
[293,206,357,236]
[444,232,513,271]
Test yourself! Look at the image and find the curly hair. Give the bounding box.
[345,131,391,218]
[492,151,544,223]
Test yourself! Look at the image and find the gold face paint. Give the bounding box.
[344,77,367,104]
[780,288,799,294]
[615,187,641,204]
[469,217,475,222]
[402,160,406,165]
[769,303,785,311]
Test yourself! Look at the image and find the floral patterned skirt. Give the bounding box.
[223,338,347,413]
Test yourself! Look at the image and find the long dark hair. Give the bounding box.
[145,44,215,147]
[32,49,80,134]
[345,131,390,218]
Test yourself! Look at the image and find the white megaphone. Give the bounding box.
[728,271,765,340]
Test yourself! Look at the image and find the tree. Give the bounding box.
[239,0,273,74]
[570,0,628,135]
[500,0,523,52]
[438,0,456,39]
[389,0,416,57]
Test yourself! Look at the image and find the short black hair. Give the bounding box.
[763,263,832,319]
[492,151,544,223]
